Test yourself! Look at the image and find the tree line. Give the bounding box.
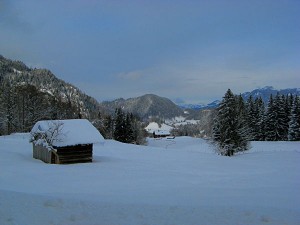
[0,82,147,145]
[0,82,82,135]
[213,89,300,156]
[95,108,146,145]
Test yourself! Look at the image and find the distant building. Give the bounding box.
[145,122,173,138]
[30,119,104,164]
[152,130,171,138]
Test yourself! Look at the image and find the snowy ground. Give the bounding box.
[0,134,300,225]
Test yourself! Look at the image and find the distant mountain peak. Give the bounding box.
[101,94,184,119]
[261,86,274,90]
[177,87,300,110]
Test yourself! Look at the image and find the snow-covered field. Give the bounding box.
[1,134,299,225]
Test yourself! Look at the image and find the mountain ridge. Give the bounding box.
[0,54,102,118]
[101,94,185,119]
[177,86,300,110]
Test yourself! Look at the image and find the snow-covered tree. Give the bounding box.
[254,97,265,141]
[113,108,126,143]
[212,89,249,156]
[112,108,145,144]
[288,96,300,141]
[245,95,256,140]
[30,121,65,147]
[236,94,251,150]
[0,80,18,134]
[264,95,277,141]
[274,94,288,140]
[125,113,134,143]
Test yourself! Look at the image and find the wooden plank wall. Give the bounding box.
[33,144,52,163]
[55,144,93,164]
[33,144,93,164]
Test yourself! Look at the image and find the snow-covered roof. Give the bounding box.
[30,119,104,147]
[145,122,173,134]
[145,122,173,136]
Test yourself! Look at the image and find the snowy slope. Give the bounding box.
[0,134,300,225]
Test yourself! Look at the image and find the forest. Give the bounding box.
[212,89,300,156]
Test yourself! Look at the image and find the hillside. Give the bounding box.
[0,55,101,117]
[101,94,185,119]
[1,133,299,225]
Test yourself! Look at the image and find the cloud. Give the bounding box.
[117,70,144,81]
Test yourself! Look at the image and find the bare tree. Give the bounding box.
[30,121,65,147]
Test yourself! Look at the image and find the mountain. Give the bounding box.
[101,94,184,119]
[0,54,184,122]
[241,86,300,103]
[0,55,102,117]
[178,100,221,110]
[179,86,300,110]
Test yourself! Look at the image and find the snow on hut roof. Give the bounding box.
[30,119,104,147]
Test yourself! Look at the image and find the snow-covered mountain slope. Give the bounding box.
[242,86,300,103]
[101,94,184,119]
[0,55,101,117]
[1,133,299,225]
[177,100,221,110]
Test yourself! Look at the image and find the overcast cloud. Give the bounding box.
[0,0,299,103]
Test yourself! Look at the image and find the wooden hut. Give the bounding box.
[30,119,104,164]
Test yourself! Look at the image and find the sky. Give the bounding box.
[0,0,299,104]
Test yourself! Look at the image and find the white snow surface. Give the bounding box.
[30,119,104,147]
[1,134,300,225]
[145,122,173,134]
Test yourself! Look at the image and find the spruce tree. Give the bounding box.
[283,94,292,140]
[264,95,277,141]
[236,94,250,150]
[255,97,265,141]
[246,95,256,140]
[114,108,126,142]
[212,89,249,156]
[274,94,288,140]
[103,115,114,139]
[125,113,134,143]
[288,96,300,141]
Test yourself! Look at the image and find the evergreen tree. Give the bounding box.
[212,89,249,156]
[275,94,288,140]
[113,108,126,142]
[283,94,292,140]
[288,96,300,141]
[112,108,146,144]
[0,80,17,134]
[103,114,114,139]
[264,95,277,141]
[245,95,256,140]
[236,94,250,150]
[125,113,134,143]
[131,114,147,145]
[255,97,265,141]
[212,115,221,144]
